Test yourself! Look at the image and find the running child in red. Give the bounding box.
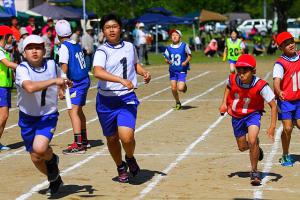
[219,54,277,186]
[273,31,300,167]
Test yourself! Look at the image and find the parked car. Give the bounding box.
[287,18,300,42]
[237,19,272,36]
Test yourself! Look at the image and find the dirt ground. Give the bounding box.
[1,59,300,200]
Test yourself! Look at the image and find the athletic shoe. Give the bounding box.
[183,84,187,93]
[46,175,63,196]
[46,154,60,182]
[258,147,264,161]
[279,154,293,167]
[250,171,261,186]
[125,155,140,177]
[175,102,182,110]
[0,143,10,151]
[117,161,129,183]
[62,142,86,154]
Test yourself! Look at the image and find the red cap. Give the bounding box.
[169,29,182,37]
[276,32,293,46]
[0,26,13,36]
[235,54,256,69]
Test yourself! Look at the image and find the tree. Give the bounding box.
[273,0,292,32]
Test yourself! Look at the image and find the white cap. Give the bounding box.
[55,19,72,37]
[20,27,28,36]
[139,22,145,27]
[170,29,182,37]
[23,35,44,51]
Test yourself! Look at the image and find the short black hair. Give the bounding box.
[100,13,122,31]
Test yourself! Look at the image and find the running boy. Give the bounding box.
[219,54,277,185]
[93,14,151,183]
[15,35,68,195]
[223,29,244,73]
[163,29,192,110]
[273,31,300,167]
[0,25,18,151]
[55,20,91,154]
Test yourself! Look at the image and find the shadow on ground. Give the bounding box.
[39,184,101,199]
[228,171,282,182]
[112,169,166,185]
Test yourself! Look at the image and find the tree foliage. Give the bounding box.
[72,0,297,20]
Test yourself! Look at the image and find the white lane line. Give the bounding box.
[1,72,210,161]
[253,125,283,199]
[134,114,227,200]
[9,73,170,113]
[15,76,223,200]
[140,71,210,101]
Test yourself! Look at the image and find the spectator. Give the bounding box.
[71,27,82,44]
[267,35,277,55]
[25,16,36,35]
[250,25,258,40]
[194,35,201,51]
[253,41,266,56]
[240,36,249,54]
[136,23,149,65]
[42,27,54,59]
[81,24,95,71]
[204,38,218,57]
[10,16,20,42]
[42,18,55,36]
[18,27,29,54]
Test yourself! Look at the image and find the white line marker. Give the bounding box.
[253,125,283,199]
[134,114,227,200]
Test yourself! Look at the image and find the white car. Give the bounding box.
[237,19,272,36]
[287,19,300,42]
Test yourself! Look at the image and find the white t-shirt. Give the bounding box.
[58,39,77,64]
[273,53,300,79]
[0,47,7,60]
[227,76,275,103]
[136,29,147,46]
[16,60,60,116]
[93,41,138,96]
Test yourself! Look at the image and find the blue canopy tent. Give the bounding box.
[134,8,193,53]
[62,6,97,19]
[30,2,81,19]
[0,10,12,19]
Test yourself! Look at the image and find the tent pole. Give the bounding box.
[83,0,87,32]
[155,24,158,54]
[192,23,197,51]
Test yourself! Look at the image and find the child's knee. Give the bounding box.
[283,126,293,134]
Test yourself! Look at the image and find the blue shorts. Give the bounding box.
[169,71,187,82]
[18,111,59,152]
[277,99,300,120]
[0,87,11,108]
[231,112,261,138]
[96,92,139,137]
[70,77,90,106]
[228,59,237,64]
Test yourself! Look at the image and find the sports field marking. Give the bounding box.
[8,73,170,113]
[134,114,227,200]
[0,71,210,161]
[15,77,225,200]
[253,125,283,199]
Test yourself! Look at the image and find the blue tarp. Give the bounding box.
[137,13,193,25]
[30,2,81,19]
[0,10,12,18]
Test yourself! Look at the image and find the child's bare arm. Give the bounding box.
[266,99,277,141]
[22,78,64,93]
[182,54,192,67]
[1,58,18,70]
[273,77,284,100]
[219,86,230,114]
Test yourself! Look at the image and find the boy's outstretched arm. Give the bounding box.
[1,58,18,70]
[266,99,277,142]
[219,86,230,115]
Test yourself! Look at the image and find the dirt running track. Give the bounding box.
[1,59,300,200]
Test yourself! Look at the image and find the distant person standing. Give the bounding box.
[10,16,20,42]
[136,23,149,65]
[42,27,54,59]
[26,16,36,35]
[81,24,95,72]
[71,27,82,44]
